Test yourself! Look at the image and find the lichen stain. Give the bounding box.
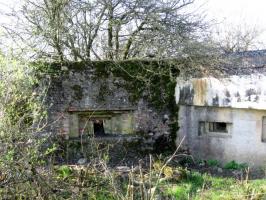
[192,78,208,105]
[212,94,219,106]
[177,74,266,109]
[225,90,231,97]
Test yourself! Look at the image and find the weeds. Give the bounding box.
[224,160,248,170]
[166,171,266,200]
[0,56,265,199]
[207,159,220,167]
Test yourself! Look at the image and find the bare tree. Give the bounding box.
[1,0,208,61]
[62,0,107,61]
[21,0,69,61]
[213,23,264,53]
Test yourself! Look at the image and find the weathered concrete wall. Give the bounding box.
[178,105,266,167]
[174,51,266,166]
[176,74,266,110]
[45,65,170,139]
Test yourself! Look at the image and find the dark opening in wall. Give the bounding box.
[209,122,228,133]
[93,119,105,136]
[198,121,232,137]
[73,110,135,138]
[262,116,266,142]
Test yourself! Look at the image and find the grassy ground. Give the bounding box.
[54,141,266,200]
[165,171,266,200]
[52,163,266,200]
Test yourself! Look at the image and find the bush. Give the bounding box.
[224,160,248,170]
[207,159,220,167]
[0,56,52,198]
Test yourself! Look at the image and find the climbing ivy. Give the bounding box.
[31,59,180,109]
[30,56,222,147]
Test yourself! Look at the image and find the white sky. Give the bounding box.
[0,0,266,47]
[195,0,266,42]
[198,0,266,24]
[0,0,265,24]
[0,0,266,29]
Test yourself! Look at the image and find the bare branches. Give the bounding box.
[1,0,206,61]
[213,23,264,53]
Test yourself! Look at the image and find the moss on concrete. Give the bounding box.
[71,85,83,100]
[97,83,113,102]
[33,59,181,147]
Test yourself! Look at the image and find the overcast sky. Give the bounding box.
[0,0,266,47]
[199,0,266,23]
[196,0,266,41]
[1,0,265,24]
[0,0,265,29]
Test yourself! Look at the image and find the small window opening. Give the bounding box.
[262,116,266,142]
[93,119,105,136]
[209,122,228,133]
[198,121,205,136]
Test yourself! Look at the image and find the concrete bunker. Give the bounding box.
[45,60,176,153]
[175,50,266,167]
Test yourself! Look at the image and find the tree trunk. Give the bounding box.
[107,6,114,60]
[54,36,64,62]
[123,22,145,60]
[115,24,120,59]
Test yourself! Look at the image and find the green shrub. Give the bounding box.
[168,184,190,200]
[57,165,72,179]
[207,159,220,167]
[0,55,52,198]
[224,160,248,170]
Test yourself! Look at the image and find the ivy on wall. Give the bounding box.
[31,56,222,148]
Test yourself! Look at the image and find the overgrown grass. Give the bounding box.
[166,171,266,200]
[0,55,265,199]
[224,160,248,170]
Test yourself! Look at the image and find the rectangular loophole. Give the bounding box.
[209,122,228,133]
[262,116,266,142]
[198,121,232,137]
[77,111,135,137]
